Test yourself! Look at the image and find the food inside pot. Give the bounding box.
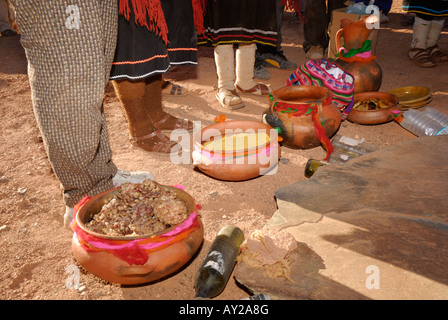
[85,180,188,236]
[353,98,392,111]
[203,132,270,152]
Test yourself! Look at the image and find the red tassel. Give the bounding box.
[119,0,169,45]
[310,105,334,161]
[192,0,206,35]
[281,0,307,22]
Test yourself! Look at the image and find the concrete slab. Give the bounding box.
[237,136,448,299]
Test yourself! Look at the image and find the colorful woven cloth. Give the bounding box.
[285,59,355,120]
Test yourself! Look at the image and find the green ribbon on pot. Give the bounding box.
[337,40,372,58]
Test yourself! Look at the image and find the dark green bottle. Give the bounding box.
[194,225,245,299]
[304,159,328,178]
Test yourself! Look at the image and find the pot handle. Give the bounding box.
[317,101,324,121]
[335,28,343,54]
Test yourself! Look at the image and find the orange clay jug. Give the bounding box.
[334,17,382,94]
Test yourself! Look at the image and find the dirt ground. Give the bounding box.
[1,1,447,300]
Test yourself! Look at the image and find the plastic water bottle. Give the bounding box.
[422,107,448,128]
[194,225,245,299]
[400,109,448,136]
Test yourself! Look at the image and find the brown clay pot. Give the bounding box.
[333,17,382,94]
[347,91,399,125]
[192,120,281,181]
[335,58,382,94]
[72,186,204,285]
[263,86,341,149]
[336,17,372,52]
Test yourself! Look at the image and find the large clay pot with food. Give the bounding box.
[263,85,341,149]
[334,17,382,94]
[71,185,203,285]
[192,120,280,181]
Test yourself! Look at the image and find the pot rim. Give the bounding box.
[272,85,331,104]
[74,185,198,241]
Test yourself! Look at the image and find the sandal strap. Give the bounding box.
[152,140,178,153]
[153,113,191,131]
[236,83,271,95]
[129,129,169,144]
[217,88,242,105]
[162,80,186,96]
[152,113,171,128]
[129,129,179,154]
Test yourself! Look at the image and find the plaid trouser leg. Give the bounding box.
[13,0,118,207]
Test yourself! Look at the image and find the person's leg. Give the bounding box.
[303,0,326,59]
[426,18,448,63]
[374,0,392,15]
[147,76,194,134]
[408,14,437,67]
[258,0,297,70]
[0,0,15,35]
[214,44,244,109]
[14,0,120,208]
[235,43,272,95]
[111,77,182,152]
[235,43,257,90]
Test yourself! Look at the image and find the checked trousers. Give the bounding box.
[12,0,118,207]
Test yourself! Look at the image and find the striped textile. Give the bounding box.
[402,0,448,17]
[197,0,278,47]
[13,0,118,207]
[286,59,355,120]
[110,0,198,80]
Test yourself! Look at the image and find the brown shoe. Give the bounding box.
[427,45,448,63]
[408,48,436,68]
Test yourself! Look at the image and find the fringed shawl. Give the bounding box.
[119,0,206,44]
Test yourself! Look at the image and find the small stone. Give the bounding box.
[279,158,289,164]
[208,191,218,197]
[17,188,27,195]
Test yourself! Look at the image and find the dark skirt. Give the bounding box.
[197,0,278,47]
[110,0,198,80]
[402,0,448,17]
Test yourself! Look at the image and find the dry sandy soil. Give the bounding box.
[1,1,447,301]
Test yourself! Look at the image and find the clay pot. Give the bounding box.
[263,86,341,149]
[192,120,281,181]
[335,58,382,94]
[72,186,204,285]
[334,17,382,94]
[347,91,399,125]
[336,18,371,52]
